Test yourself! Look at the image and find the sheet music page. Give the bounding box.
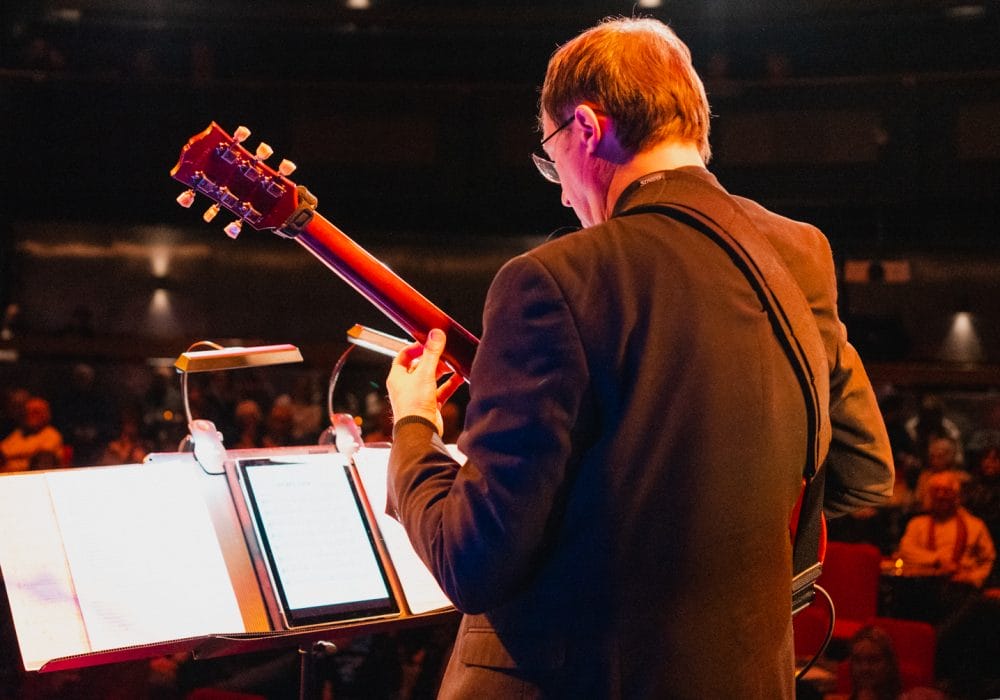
[0,474,90,671]
[45,462,245,652]
[240,455,391,610]
[352,446,455,614]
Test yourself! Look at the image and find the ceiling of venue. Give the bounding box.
[2,1,999,246]
[1,0,998,362]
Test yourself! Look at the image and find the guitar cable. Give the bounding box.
[794,583,835,682]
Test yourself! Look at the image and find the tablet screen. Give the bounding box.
[237,454,397,627]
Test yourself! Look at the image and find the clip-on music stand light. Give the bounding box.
[174,341,303,472]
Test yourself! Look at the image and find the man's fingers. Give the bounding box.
[391,329,448,378]
[437,373,465,405]
[410,329,446,376]
[392,342,424,371]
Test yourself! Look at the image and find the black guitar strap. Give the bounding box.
[618,182,832,611]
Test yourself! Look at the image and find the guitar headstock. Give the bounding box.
[170,122,302,238]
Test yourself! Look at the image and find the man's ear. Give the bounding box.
[573,104,604,155]
[574,104,625,162]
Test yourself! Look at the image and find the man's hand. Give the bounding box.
[936,557,959,577]
[387,328,463,435]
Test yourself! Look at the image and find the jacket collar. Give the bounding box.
[610,167,725,218]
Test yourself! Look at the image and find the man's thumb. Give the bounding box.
[425,328,446,354]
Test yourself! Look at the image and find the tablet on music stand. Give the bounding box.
[236,453,398,628]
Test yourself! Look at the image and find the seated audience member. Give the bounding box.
[963,444,1000,588]
[913,436,968,510]
[100,403,152,465]
[53,362,116,466]
[879,393,921,490]
[934,596,1000,700]
[0,396,64,471]
[905,394,964,467]
[825,625,944,700]
[363,397,394,444]
[0,386,30,438]
[898,471,995,589]
[965,400,1000,458]
[231,399,264,449]
[279,375,324,444]
[261,401,295,448]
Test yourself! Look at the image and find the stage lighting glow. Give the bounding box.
[150,246,171,278]
[941,311,983,363]
[147,288,180,338]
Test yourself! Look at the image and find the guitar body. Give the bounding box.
[172,123,826,606]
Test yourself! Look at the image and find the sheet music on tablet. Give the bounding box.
[235,453,398,627]
[351,446,456,615]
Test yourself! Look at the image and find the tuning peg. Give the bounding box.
[233,126,251,143]
[176,189,196,208]
[203,204,220,222]
[255,142,273,161]
[278,159,296,176]
[224,220,243,239]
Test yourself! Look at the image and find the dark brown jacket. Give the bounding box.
[389,167,893,698]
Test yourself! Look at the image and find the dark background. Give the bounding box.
[3,7,999,696]
[2,0,1000,378]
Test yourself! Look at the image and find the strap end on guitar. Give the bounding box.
[278,185,319,239]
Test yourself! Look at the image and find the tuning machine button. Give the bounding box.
[278,159,296,176]
[176,189,196,208]
[203,204,220,222]
[233,126,251,143]
[255,142,274,161]
[224,220,243,239]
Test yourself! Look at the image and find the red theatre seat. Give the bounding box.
[835,616,937,692]
[794,540,883,658]
[816,541,882,641]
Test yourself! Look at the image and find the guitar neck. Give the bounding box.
[292,210,479,380]
[169,122,478,379]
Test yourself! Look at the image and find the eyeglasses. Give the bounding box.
[531,116,574,184]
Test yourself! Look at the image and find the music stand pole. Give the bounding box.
[298,640,337,700]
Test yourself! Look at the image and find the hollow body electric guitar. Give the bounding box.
[171,124,826,620]
[170,122,479,380]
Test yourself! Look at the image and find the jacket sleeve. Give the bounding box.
[819,245,894,518]
[387,253,589,614]
[753,209,895,519]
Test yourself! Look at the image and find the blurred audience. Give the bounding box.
[5,365,999,698]
[260,401,295,448]
[53,363,116,466]
[934,597,1000,700]
[824,625,944,700]
[879,393,921,493]
[913,435,969,511]
[898,471,995,588]
[141,367,186,451]
[963,444,1000,589]
[363,393,394,444]
[905,395,964,468]
[231,399,265,450]
[0,386,30,439]
[277,375,324,445]
[100,403,153,466]
[0,396,64,471]
[894,470,995,623]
